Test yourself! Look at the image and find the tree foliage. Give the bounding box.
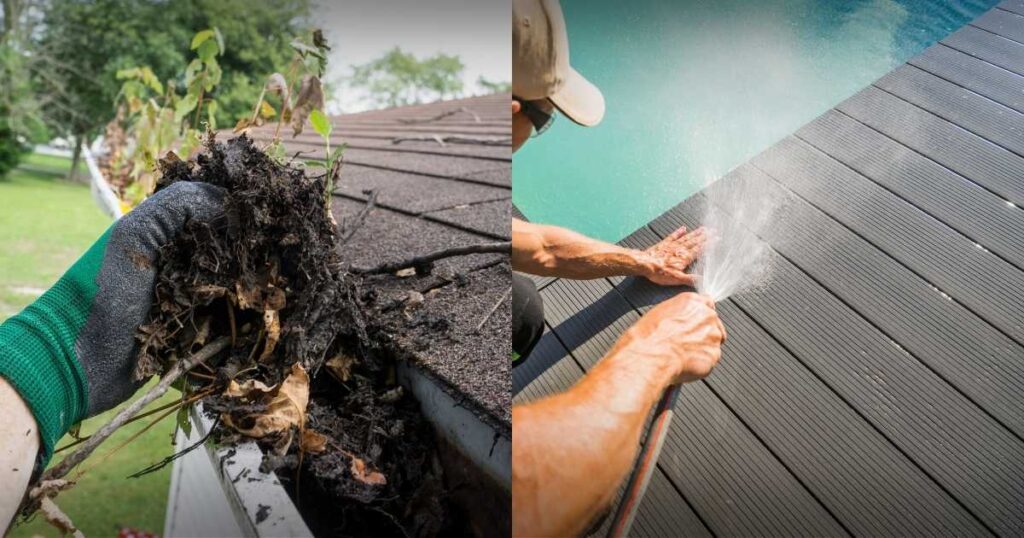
[349,47,465,109]
[1,0,47,178]
[33,0,310,143]
[477,76,511,94]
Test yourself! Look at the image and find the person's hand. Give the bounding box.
[0,181,223,461]
[639,226,706,286]
[614,292,726,383]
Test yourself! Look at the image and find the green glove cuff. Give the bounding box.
[0,227,111,461]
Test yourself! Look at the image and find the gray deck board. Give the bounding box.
[837,86,1024,208]
[796,110,1024,271]
[944,25,1024,75]
[875,65,1024,158]
[972,6,1024,43]
[910,44,1024,113]
[1000,0,1024,16]
[513,5,1024,535]
[654,167,1024,437]
[751,136,1024,344]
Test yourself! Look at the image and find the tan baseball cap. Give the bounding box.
[513,0,605,126]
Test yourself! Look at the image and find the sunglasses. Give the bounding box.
[514,96,556,137]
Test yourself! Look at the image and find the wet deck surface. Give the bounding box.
[251,94,512,431]
[514,3,1024,536]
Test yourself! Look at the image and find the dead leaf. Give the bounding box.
[259,100,277,119]
[379,386,404,404]
[395,267,416,278]
[290,75,324,136]
[348,453,387,486]
[265,72,291,121]
[258,310,280,362]
[193,284,228,300]
[325,353,356,383]
[300,429,328,453]
[234,117,254,133]
[263,285,286,311]
[39,497,84,538]
[193,316,211,347]
[224,378,277,399]
[222,363,309,446]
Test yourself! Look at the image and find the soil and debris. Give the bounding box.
[138,134,479,536]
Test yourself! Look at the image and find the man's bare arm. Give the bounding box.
[512,293,725,537]
[0,377,41,532]
[511,218,705,285]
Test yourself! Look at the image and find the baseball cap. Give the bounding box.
[513,0,605,127]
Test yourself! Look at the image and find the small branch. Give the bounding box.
[338,190,378,246]
[398,107,481,124]
[475,286,512,332]
[351,242,510,275]
[391,135,510,147]
[37,337,230,484]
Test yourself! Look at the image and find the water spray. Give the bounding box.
[609,173,780,537]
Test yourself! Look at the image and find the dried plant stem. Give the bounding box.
[54,387,216,455]
[38,337,230,484]
[352,241,510,275]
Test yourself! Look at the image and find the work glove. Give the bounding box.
[0,181,223,462]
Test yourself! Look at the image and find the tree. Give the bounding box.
[32,0,310,177]
[349,47,465,109]
[0,0,47,178]
[477,76,511,94]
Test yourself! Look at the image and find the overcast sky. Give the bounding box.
[313,0,510,113]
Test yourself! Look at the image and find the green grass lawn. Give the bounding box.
[2,157,175,536]
[18,152,87,178]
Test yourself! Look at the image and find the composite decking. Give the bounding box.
[513,3,1024,536]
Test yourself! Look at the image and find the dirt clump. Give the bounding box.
[140,134,456,536]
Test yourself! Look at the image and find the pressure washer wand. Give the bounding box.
[606,382,682,538]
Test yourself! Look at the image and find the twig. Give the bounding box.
[475,286,512,332]
[53,388,213,455]
[338,190,378,246]
[126,417,221,479]
[398,107,480,124]
[36,337,230,485]
[391,135,511,147]
[351,242,510,275]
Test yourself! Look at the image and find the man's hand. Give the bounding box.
[513,292,725,537]
[639,226,706,287]
[610,291,726,382]
[0,181,223,462]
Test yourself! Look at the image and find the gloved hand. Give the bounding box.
[0,181,223,462]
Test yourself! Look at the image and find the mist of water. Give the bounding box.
[694,173,782,302]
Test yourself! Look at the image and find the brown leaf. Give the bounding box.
[258,309,280,362]
[348,453,387,486]
[265,72,291,116]
[290,75,324,137]
[300,429,328,453]
[263,285,286,311]
[222,363,309,440]
[325,353,356,383]
[223,378,277,399]
[39,497,84,538]
[233,117,254,134]
[234,280,261,310]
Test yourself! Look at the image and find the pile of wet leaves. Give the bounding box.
[138,134,452,536]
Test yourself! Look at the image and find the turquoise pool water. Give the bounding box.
[513,0,998,242]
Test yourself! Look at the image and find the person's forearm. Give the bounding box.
[0,376,41,533]
[512,219,651,279]
[512,347,675,537]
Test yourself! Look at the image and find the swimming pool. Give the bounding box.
[512,0,999,242]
